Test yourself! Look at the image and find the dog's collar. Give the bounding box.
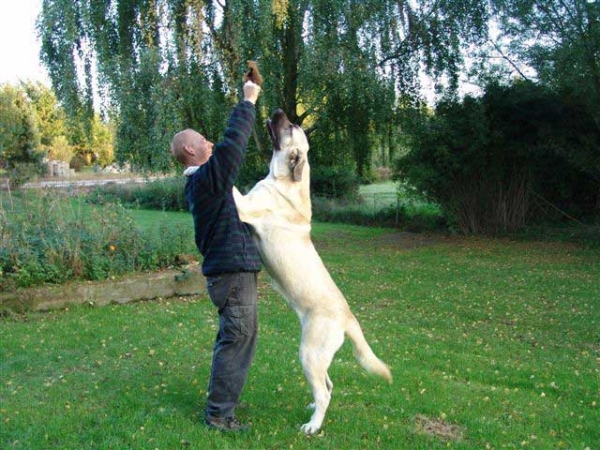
[183,166,200,177]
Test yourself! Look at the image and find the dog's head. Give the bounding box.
[267,109,309,182]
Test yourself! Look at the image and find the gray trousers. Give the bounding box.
[205,272,258,419]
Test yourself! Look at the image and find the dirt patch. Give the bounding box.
[414,414,465,442]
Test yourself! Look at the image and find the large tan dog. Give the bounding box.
[233,109,392,434]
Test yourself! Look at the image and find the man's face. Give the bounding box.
[191,131,214,165]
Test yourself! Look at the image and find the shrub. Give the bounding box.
[128,178,187,211]
[311,165,360,199]
[69,154,88,171]
[48,135,75,163]
[7,162,46,188]
[86,176,444,232]
[0,83,45,181]
[87,177,188,211]
[311,193,444,232]
[395,81,599,234]
[0,190,191,291]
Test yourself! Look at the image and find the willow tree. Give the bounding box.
[40,0,205,172]
[39,0,492,178]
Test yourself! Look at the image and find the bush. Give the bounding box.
[395,81,599,234]
[0,190,191,291]
[128,178,187,211]
[48,135,75,163]
[87,177,188,211]
[69,154,88,171]
[311,165,360,199]
[0,83,44,178]
[312,192,444,232]
[7,162,46,189]
[87,167,361,210]
[87,175,445,232]
[312,196,393,226]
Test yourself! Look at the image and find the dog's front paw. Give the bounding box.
[306,402,316,410]
[300,422,321,435]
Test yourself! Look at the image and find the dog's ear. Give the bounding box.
[289,151,306,182]
[293,159,306,182]
[267,119,279,150]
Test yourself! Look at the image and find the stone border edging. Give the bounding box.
[0,264,204,313]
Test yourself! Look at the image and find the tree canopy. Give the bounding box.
[0,84,42,169]
[397,80,598,233]
[0,82,115,179]
[37,0,599,224]
[491,0,600,182]
[38,0,495,176]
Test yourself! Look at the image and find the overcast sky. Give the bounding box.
[0,0,50,85]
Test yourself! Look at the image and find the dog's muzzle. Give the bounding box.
[267,109,293,151]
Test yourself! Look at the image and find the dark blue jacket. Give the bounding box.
[185,100,261,276]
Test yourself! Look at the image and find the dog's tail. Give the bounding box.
[346,314,392,383]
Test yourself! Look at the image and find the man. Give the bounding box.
[170,78,262,432]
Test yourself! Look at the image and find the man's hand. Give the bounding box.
[244,81,261,104]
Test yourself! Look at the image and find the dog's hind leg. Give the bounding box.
[326,372,333,396]
[298,319,344,434]
[307,373,333,411]
[300,355,332,434]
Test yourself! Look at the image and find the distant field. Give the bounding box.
[359,181,398,211]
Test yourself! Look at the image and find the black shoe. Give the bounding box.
[205,416,251,432]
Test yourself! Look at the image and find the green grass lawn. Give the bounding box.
[1,220,599,449]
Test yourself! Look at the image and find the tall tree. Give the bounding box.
[20,81,67,151]
[489,0,600,182]
[0,84,45,186]
[38,0,492,177]
[0,84,42,168]
[377,0,490,95]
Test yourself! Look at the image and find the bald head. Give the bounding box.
[170,129,214,167]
